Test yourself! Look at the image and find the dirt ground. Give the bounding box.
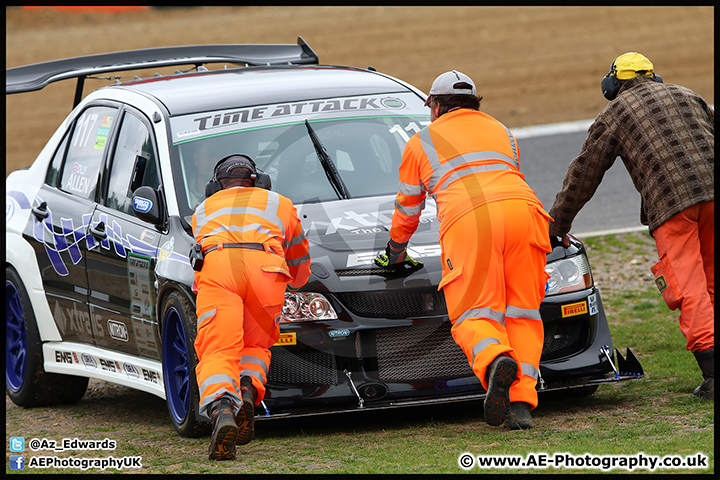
[5,6,714,177]
[4,7,714,472]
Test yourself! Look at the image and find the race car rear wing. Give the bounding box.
[6,36,319,107]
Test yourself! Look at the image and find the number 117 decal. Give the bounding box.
[388,121,431,142]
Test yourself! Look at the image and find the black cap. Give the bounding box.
[215,154,257,180]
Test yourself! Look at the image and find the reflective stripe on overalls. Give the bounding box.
[417,124,519,202]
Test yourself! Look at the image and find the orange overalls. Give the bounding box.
[389,108,552,409]
[651,200,714,353]
[191,186,310,418]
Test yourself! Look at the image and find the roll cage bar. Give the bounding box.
[6,37,319,108]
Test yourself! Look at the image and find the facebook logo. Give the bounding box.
[10,436,25,452]
[9,455,25,470]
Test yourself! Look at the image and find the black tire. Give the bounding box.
[569,384,599,397]
[5,266,89,407]
[161,291,211,438]
[542,384,600,401]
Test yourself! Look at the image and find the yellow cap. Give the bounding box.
[613,52,654,80]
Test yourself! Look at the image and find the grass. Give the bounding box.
[5,232,714,474]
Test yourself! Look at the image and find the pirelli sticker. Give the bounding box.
[561,301,588,318]
[274,332,297,346]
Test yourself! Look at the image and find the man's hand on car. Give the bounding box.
[559,233,571,248]
[374,241,423,268]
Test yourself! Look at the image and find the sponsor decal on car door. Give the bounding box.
[86,208,161,358]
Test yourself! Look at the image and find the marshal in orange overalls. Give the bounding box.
[389,108,552,409]
[191,186,310,418]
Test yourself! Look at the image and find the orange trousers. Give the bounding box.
[651,201,714,353]
[439,199,552,409]
[194,248,289,418]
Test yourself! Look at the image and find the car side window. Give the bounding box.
[45,130,71,187]
[105,111,160,216]
[59,106,118,200]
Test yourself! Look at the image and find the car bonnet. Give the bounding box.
[296,196,441,270]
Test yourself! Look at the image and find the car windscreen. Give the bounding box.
[169,93,429,219]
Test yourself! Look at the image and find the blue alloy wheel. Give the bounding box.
[162,305,191,426]
[6,280,28,393]
[5,267,88,406]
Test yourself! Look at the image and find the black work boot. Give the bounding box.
[504,402,533,430]
[693,349,714,400]
[483,355,518,426]
[236,377,256,445]
[208,395,239,460]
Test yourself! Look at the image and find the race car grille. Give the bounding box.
[375,322,473,381]
[541,319,589,360]
[267,348,338,386]
[335,268,387,276]
[334,290,448,318]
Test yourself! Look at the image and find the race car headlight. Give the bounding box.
[544,253,593,296]
[279,292,338,322]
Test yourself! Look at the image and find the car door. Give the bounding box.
[85,107,164,360]
[29,104,120,346]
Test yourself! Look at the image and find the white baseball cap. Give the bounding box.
[425,70,476,106]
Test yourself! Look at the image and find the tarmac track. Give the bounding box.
[514,121,644,238]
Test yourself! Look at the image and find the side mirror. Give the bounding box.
[131,186,164,226]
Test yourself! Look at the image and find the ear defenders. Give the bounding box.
[601,56,663,101]
[204,154,272,198]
